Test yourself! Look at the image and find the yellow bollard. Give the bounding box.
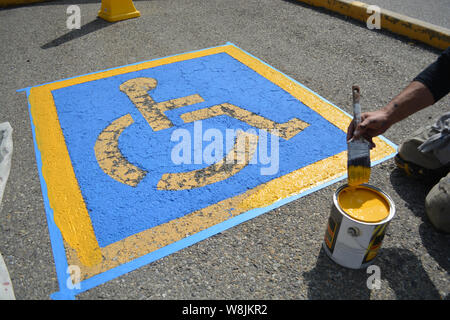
[98,0,140,22]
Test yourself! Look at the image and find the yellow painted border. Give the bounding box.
[29,44,395,280]
[295,0,450,50]
[0,0,52,7]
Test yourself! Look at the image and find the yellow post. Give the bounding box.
[98,0,140,22]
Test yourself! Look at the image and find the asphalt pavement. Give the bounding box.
[0,0,449,300]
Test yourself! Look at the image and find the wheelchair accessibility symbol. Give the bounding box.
[94,77,310,189]
[25,43,396,298]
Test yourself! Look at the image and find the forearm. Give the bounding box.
[380,81,435,127]
[348,48,449,142]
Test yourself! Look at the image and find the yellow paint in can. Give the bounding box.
[338,185,390,223]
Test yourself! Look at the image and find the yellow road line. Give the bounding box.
[0,0,51,7]
[29,87,102,267]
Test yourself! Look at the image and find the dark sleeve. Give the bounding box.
[413,46,450,103]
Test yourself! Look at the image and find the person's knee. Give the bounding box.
[425,174,450,233]
[399,126,443,170]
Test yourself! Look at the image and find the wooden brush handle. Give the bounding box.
[352,86,361,126]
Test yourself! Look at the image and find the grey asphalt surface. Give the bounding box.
[0,0,449,300]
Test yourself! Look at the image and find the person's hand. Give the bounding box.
[346,109,392,148]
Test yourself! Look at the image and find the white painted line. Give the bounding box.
[0,253,15,300]
[0,122,13,207]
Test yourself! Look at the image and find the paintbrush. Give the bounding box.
[347,86,371,186]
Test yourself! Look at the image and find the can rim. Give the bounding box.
[333,183,396,225]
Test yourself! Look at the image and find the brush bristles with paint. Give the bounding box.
[348,86,371,186]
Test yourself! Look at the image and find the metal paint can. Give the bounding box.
[323,184,395,269]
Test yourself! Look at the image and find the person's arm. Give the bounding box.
[347,47,450,145]
[347,81,434,143]
[414,46,450,103]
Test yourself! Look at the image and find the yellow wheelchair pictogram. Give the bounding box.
[95,77,311,189]
[94,114,147,187]
[119,78,205,132]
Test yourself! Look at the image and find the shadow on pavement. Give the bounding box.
[419,223,450,274]
[389,167,435,220]
[41,18,115,49]
[303,247,371,299]
[304,246,443,299]
[389,168,450,274]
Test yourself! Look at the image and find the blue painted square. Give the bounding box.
[51,52,347,247]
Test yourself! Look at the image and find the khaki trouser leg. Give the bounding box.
[398,113,450,233]
[398,126,445,170]
[425,172,450,233]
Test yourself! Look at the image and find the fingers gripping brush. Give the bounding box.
[347,86,371,186]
